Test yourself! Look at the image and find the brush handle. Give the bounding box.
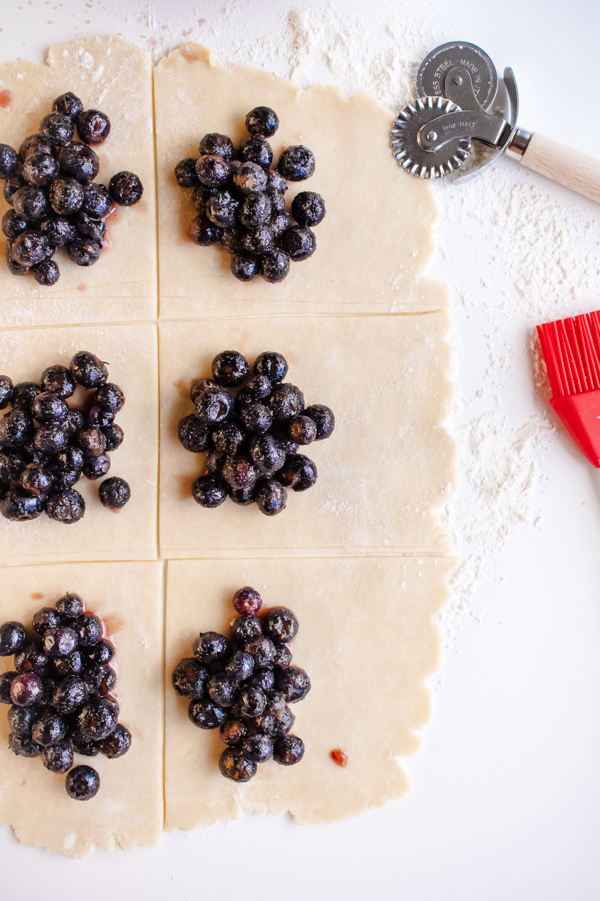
[509,130,600,204]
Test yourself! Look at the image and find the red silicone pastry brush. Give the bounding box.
[537,310,600,467]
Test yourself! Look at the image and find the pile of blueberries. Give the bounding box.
[0,593,131,801]
[172,586,309,782]
[178,349,335,516]
[175,105,326,283]
[0,350,131,524]
[0,91,143,286]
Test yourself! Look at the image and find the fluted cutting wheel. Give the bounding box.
[391,96,471,179]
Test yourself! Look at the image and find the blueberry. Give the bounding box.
[0,449,24,485]
[82,639,114,665]
[33,423,69,455]
[55,592,84,620]
[188,698,227,729]
[269,383,305,423]
[241,225,275,256]
[94,382,124,414]
[271,212,292,237]
[98,723,132,759]
[205,190,239,229]
[19,134,53,162]
[21,152,59,188]
[193,631,230,664]
[304,403,335,440]
[43,741,74,773]
[12,186,50,221]
[49,177,84,215]
[199,133,234,161]
[76,109,111,145]
[80,182,113,218]
[291,190,326,226]
[66,764,100,800]
[239,191,271,228]
[0,621,27,656]
[206,449,226,475]
[76,698,119,741]
[14,642,49,676]
[232,587,263,617]
[239,402,273,434]
[194,386,232,425]
[191,183,218,213]
[231,252,260,281]
[225,650,255,682]
[255,705,295,738]
[1,489,44,521]
[20,462,54,496]
[228,486,256,506]
[232,615,263,645]
[189,378,217,402]
[12,382,41,412]
[11,672,43,706]
[255,479,287,516]
[196,155,230,188]
[239,136,273,169]
[220,227,244,254]
[0,409,35,447]
[267,193,286,217]
[264,608,299,643]
[56,142,100,182]
[32,710,66,747]
[172,657,208,698]
[236,685,267,719]
[71,735,100,757]
[82,453,110,480]
[43,626,78,658]
[75,424,105,454]
[265,168,287,194]
[262,249,290,283]
[45,488,85,524]
[74,613,103,647]
[280,226,316,261]
[32,607,61,635]
[53,649,83,676]
[248,669,275,693]
[219,747,257,782]
[50,448,84,486]
[0,143,18,178]
[245,106,279,138]
[273,733,305,765]
[278,145,315,181]
[101,423,124,451]
[32,390,69,424]
[287,414,317,446]
[222,455,259,490]
[40,112,74,146]
[108,171,143,206]
[86,405,114,430]
[40,215,76,247]
[70,351,108,388]
[7,705,35,737]
[207,672,238,707]
[98,477,131,510]
[276,666,311,703]
[245,374,271,400]
[233,161,268,195]
[274,643,292,668]
[33,259,60,286]
[189,214,222,245]
[276,453,317,491]
[11,230,51,267]
[4,174,26,205]
[219,718,248,746]
[211,423,244,456]
[240,733,274,763]
[75,210,106,245]
[2,209,28,241]
[177,414,210,454]
[0,672,18,704]
[254,352,288,384]
[174,157,199,187]
[83,663,116,697]
[52,92,84,119]
[9,734,41,758]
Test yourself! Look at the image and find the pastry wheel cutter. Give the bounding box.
[391,40,600,203]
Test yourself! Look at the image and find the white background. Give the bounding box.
[1,1,600,899]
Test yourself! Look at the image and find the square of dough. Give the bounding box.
[0,561,164,858]
[0,322,158,566]
[154,44,445,320]
[165,555,453,828]
[159,313,454,558]
[0,37,156,328]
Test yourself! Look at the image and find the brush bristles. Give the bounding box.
[537,310,600,398]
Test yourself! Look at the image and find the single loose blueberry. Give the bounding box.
[82,453,110,480]
[232,615,263,645]
[19,134,53,162]
[225,650,255,682]
[98,477,131,510]
[211,350,249,387]
[66,764,100,800]
[191,473,227,509]
[74,613,102,647]
[278,145,315,181]
[33,423,69,455]
[222,455,259,491]
[56,592,84,619]
[239,191,271,228]
[236,685,267,719]
[7,705,35,738]
[268,383,305,422]
[207,672,238,707]
[249,433,286,475]
[31,390,69,423]
[245,106,279,138]
[263,607,299,643]
[57,141,100,182]
[75,210,106,245]
[76,109,111,145]
[76,698,119,741]
[211,422,244,456]
[194,386,232,425]
[11,230,51,267]
[178,414,211,453]
[102,423,124,451]
[205,190,239,229]
[238,402,273,434]
[276,666,311,703]
[32,710,66,747]
[288,414,317,446]
[20,462,54,497]
[108,171,143,206]
[14,642,49,676]
[10,672,43,707]
[232,587,263,616]
[52,674,88,714]
[0,409,35,447]
[304,404,335,440]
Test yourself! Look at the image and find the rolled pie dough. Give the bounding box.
[159,313,454,558]
[154,44,446,319]
[165,556,453,827]
[0,322,158,566]
[0,561,164,858]
[0,37,157,328]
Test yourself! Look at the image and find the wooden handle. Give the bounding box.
[519,133,600,204]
